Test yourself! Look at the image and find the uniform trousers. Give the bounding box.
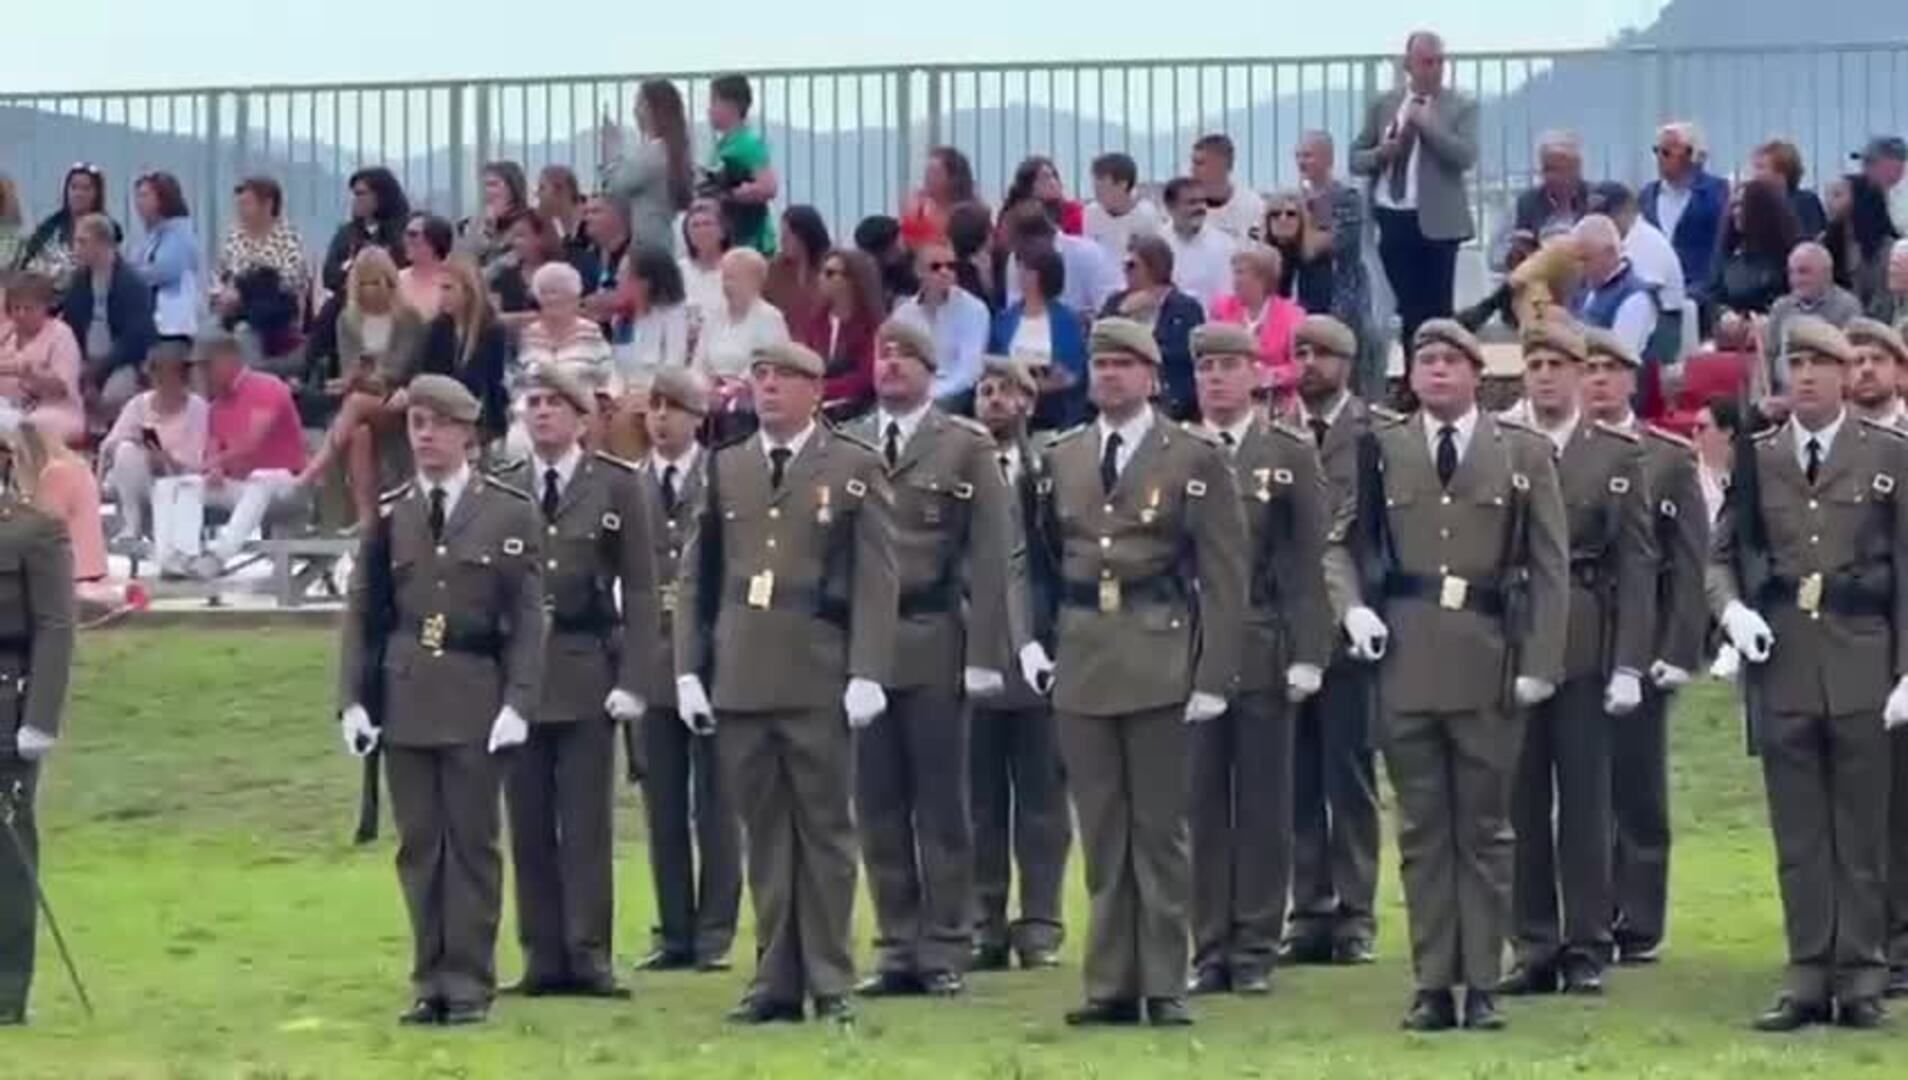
[1190,689,1293,978]
[1287,660,1381,949]
[504,718,615,983]
[0,759,39,1018]
[1890,727,1908,977]
[1611,685,1674,955]
[636,707,741,963]
[1511,675,1614,968]
[386,743,505,1006]
[969,703,1071,955]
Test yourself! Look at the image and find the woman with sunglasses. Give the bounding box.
[797,247,885,420]
[1262,191,1335,314]
[312,167,411,371]
[398,214,455,320]
[1209,243,1304,404]
[132,171,206,339]
[17,164,120,284]
[1099,234,1205,418]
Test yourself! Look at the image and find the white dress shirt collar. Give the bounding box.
[760,421,818,464]
[1097,406,1156,476]
[1531,408,1581,455]
[1790,409,1847,472]
[531,443,586,495]
[875,399,935,455]
[1297,391,1350,428]
[1204,413,1256,452]
[416,463,473,519]
[650,442,700,478]
[1423,406,1480,461]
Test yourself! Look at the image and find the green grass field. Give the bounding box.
[3,628,1902,1077]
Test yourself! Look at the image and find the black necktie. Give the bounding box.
[997,452,1013,484]
[1805,437,1822,486]
[1100,432,1123,494]
[541,468,561,522]
[769,447,792,491]
[1220,430,1237,453]
[1436,425,1458,488]
[884,421,902,469]
[428,486,447,541]
[661,463,679,512]
[1310,418,1330,449]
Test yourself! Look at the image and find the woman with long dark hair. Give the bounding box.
[1707,179,1802,319]
[311,166,411,374]
[601,79,695,254]
[1824,173,1901,314]
[17,164,119,283]
[765,205,831,330]
[901,146,978,248]
[1003,155,1085,237]
[797,247,885,417]
[457,160,529,272]
[398,214,455,320]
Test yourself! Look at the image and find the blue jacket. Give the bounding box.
[60,256,156,376]
[1639,170,1729,303]
[134,216,205,335]
[990,300,1089,429]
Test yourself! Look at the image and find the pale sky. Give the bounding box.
[8,0,1672,93]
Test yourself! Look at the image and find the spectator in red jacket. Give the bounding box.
[1004,156,1085,237]
[799,248,886,419]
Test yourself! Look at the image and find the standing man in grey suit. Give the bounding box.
[1350,30,1478,379]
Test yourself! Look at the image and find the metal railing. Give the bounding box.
[3,43,1906,262]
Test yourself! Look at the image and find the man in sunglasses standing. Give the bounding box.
[893,241,991,411]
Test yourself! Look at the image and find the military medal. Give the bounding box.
[1140,488,1161,524]
[747,570,776,609]
[1253,468,1272,503]
[816,485,833,524]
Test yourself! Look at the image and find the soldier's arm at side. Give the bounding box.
[1279,443,1335,670]
[1704,480,1744,616]
[961,433,1017,669]
[1610,445,1659,675]
[1518,439,1571,686]
[1661,452,1711,671]
[1320,434,1366,620]
[848,455,900,686]
[672,453,714,682]
[22,514,75,737]
[613,469,664,701]
[1190,442,1251,699]
[501,500,548,718]
[1890,438,1908,679]
[337,520,378,711]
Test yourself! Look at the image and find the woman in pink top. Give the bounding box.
[397,213,454,319]
[4,417,108,582]
[99,341,208,549]
[0,273,85,446]
[1209,243,1305,403]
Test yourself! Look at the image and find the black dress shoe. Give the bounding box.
[1018,948,1062,970]
[1885,967,1908,999]
[1334,938,1376,965]
[1146,997,1194,1026]
[812,995,856,1025]
[1836,997,1887,1029]
[571,973,634,999]
[0,1008,22,1026]
[499,976,568,997]
[1497,962,1560,996]
[1559,956,1605,996]
[1400,990,1458,1032]
[727,996,804,1024]
[972,944,1012,972]
[855,971,925,997]
[1613,937,1661,966]
[1462,989,1506,1031]
[921,971,967,997]
[1187,966,1231,996]
[440,1002,489,1026]
[1233,970,1274,996]
[1280,937,1335,966]
[636,950,696,972]
[695,954,733,973]
[1752,996,1832,1032]
[1064,999,1142,1026]
[398,998,444,1025]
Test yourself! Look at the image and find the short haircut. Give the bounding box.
[720,245,770,282]
[1022,248,1066,302]
[137,171,190,220]
[1128,234,1175,283]
[1536,129,1583,161]
[1790,240,1831,269]
[530,260,584,301]
[1572,214,1621,252]
[1231,242,1283,288]
[853,214,902,256]
[1755,139,1806,190]
[1162,176,1203,208]
[1405,29,1445,55]
[711,74,753,116]
[1298,129,1334,155]
[1091,152,1139,190]
[1658,121,1706,162]
[1192,133,1236,168]
[946,201,995,260]
[233,175,284,217]
[74,212,116,245]
[408,214,455,260]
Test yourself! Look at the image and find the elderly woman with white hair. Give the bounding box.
[518,261,612,383]
[691,245,790,396]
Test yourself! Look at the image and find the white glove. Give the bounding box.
[1513,677,1555,707]
[1709,645,1742,682]
[1721,601,1774,664]
[486,705,529,754]
[1648,660,1691,691]
[1604,670,1643,717]
[1018,641,1056,695]
[844,677,888,729]
[963,667,1005,699]
[14,726,56,762]
[604,688,646,722]
[1343,606,1389,662]
[1886,676,1908,731]
[1183,692,1228,724]
[675,674,717,735]
[340,704,378,758]
[1285,663,1324,704]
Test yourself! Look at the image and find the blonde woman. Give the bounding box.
[420,256,508,442]
[2,417,107,584]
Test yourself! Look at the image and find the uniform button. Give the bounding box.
[1099,536,1111,549]
[1437,564,1449,575]
[767,538,778,550]
[768,507,781,520]
[1101,568,1113,580]
[1439,528,1450,539]
[435,545,448,557]
[1809,535,1820,545]
[1440,495,1453,506]
[547,526,558,537]
[547,559,559,570]
[1808,500,1819,511]
[1102,504,1114,515]
[667,520,678,532]
[436,581,446,590]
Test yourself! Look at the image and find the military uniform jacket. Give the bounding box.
[1323,411,1569,713]
[1226,418,1334,692]
[494,452,661,723]
[1292,394,1376,624]
[988,433,1056,711]
[1708,417,1908,717]
[850,408,1016,691]
[338,474,547,746]
[1033,412,1250,717]
[1554,420,1657,682]
[0,491,74,753]
[641,451,704,711]
[674,424,900,713]
[1640,425,1710,674]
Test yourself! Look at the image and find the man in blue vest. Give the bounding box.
[1573,215,1657,367]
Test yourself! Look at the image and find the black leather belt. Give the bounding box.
[1760,574,1891,617]
[724,580,850,628]
[1059,575,1185,610]
[550,609,615,635]
[899,579,957,618]
[396,615,503,657]
[1383,572,1506,616]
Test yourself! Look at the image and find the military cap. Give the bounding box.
[1782,314,1856,365]
[980,354,1038,397]
[1520,319,1588,364]
[1089,317,1162,366]
[1189,321,1260,360]
[521,361,596,415]
[649,365,712,414]
[876,316,938,371]
[1294,314,1357,358]
[1412,318,1484,367]
[1582,326,1642,368]
[751,340,826,378]
[1845,317,1908,366]
[407,373,482,424]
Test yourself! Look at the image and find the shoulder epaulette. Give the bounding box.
[944,414,992,440]
[1594,420,1641,443]
[378,482,413,506]
[1046,424,1089,446]
[1179,422,1223,447]
[1368,404,1406,424]
[1860,417,1908,439]
[1644,425,1693,450]
[829,426,883,457]
[592,450,640,472]
[489,456,528,476]
[1495,414,1537,435]
[479,475,534,502]
[1752,426,1785,444]
[711,428,755,454]
[1267,420,1311,446]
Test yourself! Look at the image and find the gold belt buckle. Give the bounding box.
[1797,572,1824,614]
[1098,577,1123,614]
[1438,575,1469,611]
[420,613,448,656]
[747,570,776,609]
[660,583,679,614]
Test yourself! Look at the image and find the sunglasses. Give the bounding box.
[1122,258,1139,270]
[822,267,842,278]
[926,260,957,272]
[1652,146,1682,157]
[1267,209,1300,219]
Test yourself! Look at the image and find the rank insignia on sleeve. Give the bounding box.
[1660,499,1678,518]
[1875,473,1896,495]
[1511,473,1530,491]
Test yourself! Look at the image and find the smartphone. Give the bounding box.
[141,427,162,449]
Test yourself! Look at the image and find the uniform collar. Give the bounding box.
[1203,412,1256,452]
[1097,404,1155,450]
[531,443,585,493]
[416,463,472,517]
[1297,391,1350,428]
[875,399,934,454]
[1790,408,1847,461]
[650,442,700,477]
[1531,407,1580,454]
[760,421,818,463]
[1422,405,1479,446]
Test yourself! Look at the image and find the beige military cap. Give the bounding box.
[1845,317,1908,366]
[1582,326,1642,368]
[1782,314,1856,365]
[407,373,482,424]
[980,355,1038,397]
[1089,317,1162,366]
[521,361,596,415]
[1294,314,1357,358]
[649,366,712,414]
[1412,318,1485,367]
[752,340,827,378]
[876,317,938,371]
[1189,321,1260,360]
[1520,319,1589,364]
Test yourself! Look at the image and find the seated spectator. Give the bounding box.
[1707,179,1801,321]
[17,164,118,285]
[165,333,306,577]
[488,210,562,327]
[311,166,410,370]
[1752,139,1828,239]
[215,176,309,366]
[519,261,613,401]
[989,249,1088,430]
[1262,189,1333,313]
[801,248,884,420]
[1210,243,1304,400]
[1457,230,1542,333]
[63,213,156,425]
[1824,173,1901,315]
[854,214,918,310]
[1588,180,1688,372]
[892,241,990,405]
[422,257,509,444]
[1572,214,1659,365]
[1509,130,1589,243]
[1003,155,1085,237]
[398,213,454,319]
[1101,234,1204,418]
[1878,238,1908,325]
[701,74,780,256]
[1666,311,1757,434]
[1085,151,1163,263]
[1160,176,1234,312]
[534,164,591,264]
[901,146,978,250]
[100,340,208,554]
[1761,240,1863,397]
[577,196,635,335]
[0,174,26,271]
[456,161,529,272]
[132,171,205,339]
[677,198,731,322]
[598,79,695,255]
[615,247,692,385]
[692,246,789,389]
[0,273,84,445]
[1001,202,1121,318]
[1690,395,1740,524]
[948,201,1002,312]
[766,205,831,331]
[1,417,106,585]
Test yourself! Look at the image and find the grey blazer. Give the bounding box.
[1349,86,1479,243]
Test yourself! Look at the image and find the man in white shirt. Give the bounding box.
[1571,215,1657,365]
[1003,205,1121,316]
[1192,134,1264,243]
[893,241,992,403]
[1589,182,1688,366]
[1161,177,1235,312]
[1085,151,1164,262]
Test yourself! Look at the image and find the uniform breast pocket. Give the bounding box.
[903,477,965,530]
